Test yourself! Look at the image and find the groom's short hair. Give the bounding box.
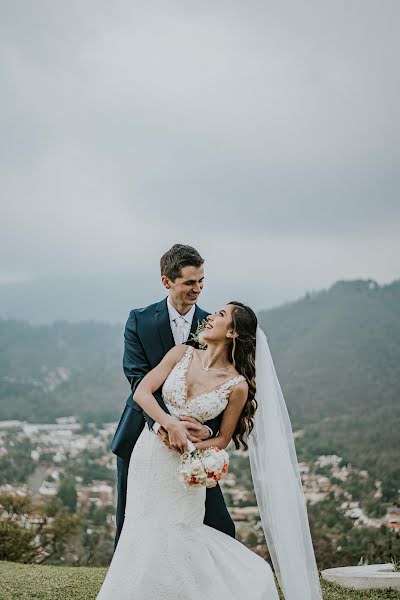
[160,244,204,281]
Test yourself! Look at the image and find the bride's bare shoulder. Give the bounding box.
[164,344,190,364]
[228,378,249,408]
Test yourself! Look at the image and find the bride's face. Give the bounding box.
[201,304,237,344]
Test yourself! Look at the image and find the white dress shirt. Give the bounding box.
[152,297,212,439]
[167,296,195,345]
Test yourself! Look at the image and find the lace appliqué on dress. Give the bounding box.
[161,346,245,423]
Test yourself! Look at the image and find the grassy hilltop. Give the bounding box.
[0,561,399,600]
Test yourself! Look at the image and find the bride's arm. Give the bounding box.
[133,345,190,452]
[194,380,249,451]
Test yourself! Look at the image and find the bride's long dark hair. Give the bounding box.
[228,301,258,450]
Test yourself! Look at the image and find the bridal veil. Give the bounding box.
[248,326,323,599]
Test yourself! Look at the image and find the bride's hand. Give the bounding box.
[165,418,189,453]
[158,430,185,454]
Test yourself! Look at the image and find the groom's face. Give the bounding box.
[162,265,204,308]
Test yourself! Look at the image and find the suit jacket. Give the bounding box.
[110,297,222,459]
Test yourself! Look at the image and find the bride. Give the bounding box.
[97,302,323,600]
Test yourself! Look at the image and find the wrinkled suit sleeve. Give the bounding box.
[123,310,170,430]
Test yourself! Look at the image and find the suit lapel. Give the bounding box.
[154,298,175,354]
[154,298,210,352]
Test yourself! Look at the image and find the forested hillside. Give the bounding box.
[258,278,400,501]
[1,278,399,498]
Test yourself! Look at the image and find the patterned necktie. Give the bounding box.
[174,316,186,345]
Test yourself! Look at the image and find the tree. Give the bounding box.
[0,434,35,485]
[57,476,77,512]
[0,520,35,562]
[0,492,34,518]
[37,512,82,564]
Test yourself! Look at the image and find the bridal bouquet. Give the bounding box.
[178,443,229,488]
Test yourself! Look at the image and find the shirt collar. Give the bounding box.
[167,296,196,324]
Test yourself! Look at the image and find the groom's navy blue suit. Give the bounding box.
[111,297,235,548]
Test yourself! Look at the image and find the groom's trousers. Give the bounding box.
[114,456,235,550]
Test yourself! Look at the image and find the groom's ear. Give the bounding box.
[161,275,171,289]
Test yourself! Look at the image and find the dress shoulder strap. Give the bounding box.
[178,344,194,367]
[219,374,246,392]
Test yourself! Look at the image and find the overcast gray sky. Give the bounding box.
[1,1,399,319]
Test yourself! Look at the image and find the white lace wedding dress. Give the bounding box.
[97,346,280,600]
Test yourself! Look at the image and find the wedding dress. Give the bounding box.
[97,345,280,600]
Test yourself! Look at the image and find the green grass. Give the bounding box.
[0,562,106,600]
[0,561,399,599]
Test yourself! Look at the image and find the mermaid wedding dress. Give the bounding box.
[97,346,280,600]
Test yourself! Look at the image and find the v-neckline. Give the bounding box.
[182,346,242,402]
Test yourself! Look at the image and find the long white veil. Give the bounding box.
[248,326,323,599]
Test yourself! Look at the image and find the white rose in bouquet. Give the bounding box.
[191,460,205,477]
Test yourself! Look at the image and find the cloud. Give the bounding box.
[0,0,399,299]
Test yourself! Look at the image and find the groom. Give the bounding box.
[111,244,235,548]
